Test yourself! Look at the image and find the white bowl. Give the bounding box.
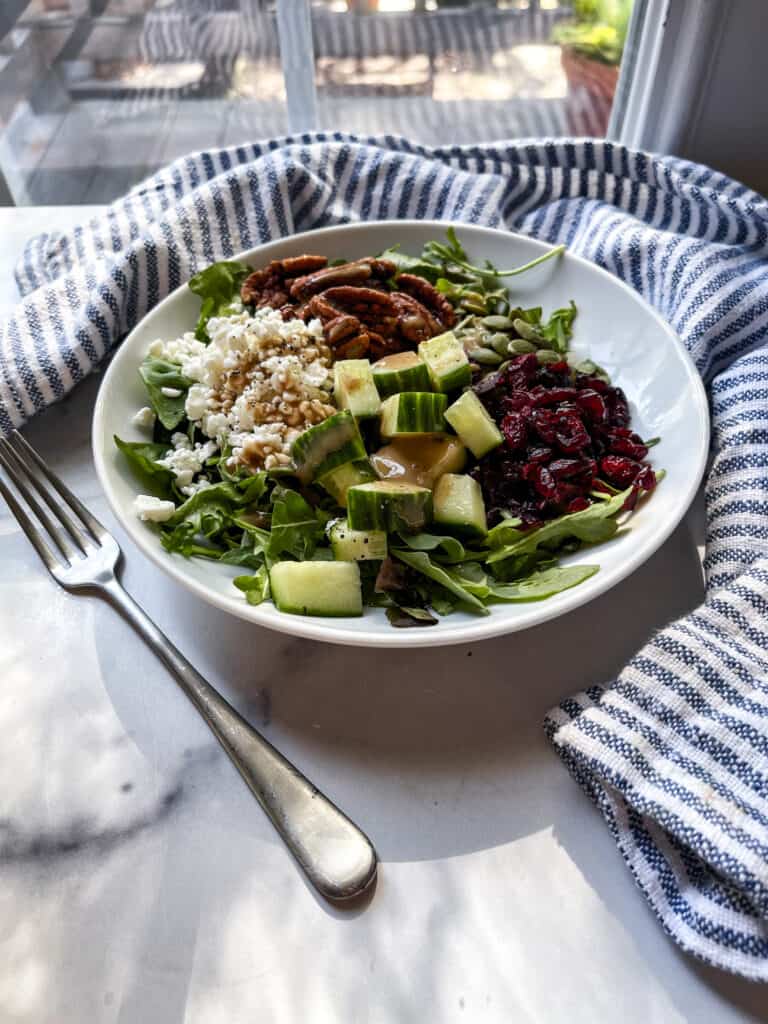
[92,221,709,648]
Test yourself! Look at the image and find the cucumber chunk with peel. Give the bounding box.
[433,473,487,539]
[444,390,503,458]
[372,351,431,397]
[418,331,471,393]
[329,519,388,561]
[269,561,363,616]
[334,359,381,419]
[317,458,377,507]
[291,411,366,484]
[347,480,432,533]
[380,392,447,437]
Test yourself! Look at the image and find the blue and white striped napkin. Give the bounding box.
[4,133,768,978]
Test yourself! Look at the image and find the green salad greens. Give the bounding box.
[116,229,660,627]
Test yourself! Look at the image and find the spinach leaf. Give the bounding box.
[139,357,192,430]
[267,488,324,561]
[234,564,271,606]
[386,606,438,628]
[378,246,442,283]
[487,487,632,567]
[114,436,175,499]
[189,260,251,342]
[392,549,489,614]
[395,531,469,564]
[539,300,577,354]
[487,564,599,601]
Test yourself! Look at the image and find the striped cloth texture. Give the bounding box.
[5,133,768,978]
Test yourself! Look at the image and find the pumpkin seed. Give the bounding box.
[469,348,503,366]
[490,333,513,355]
[536,349,561,365]
[512,318,544,343]
[480,315,515,331]
[508,338,538,354]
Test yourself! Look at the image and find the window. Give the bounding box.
[0,0,634,205]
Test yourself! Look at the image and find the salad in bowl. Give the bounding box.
[114,228,662,630]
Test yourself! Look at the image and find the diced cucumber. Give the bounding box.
[372,351,432,397]
[418,331,471,393]
[371,434,467,488]
[433,473,487,539]
[380,392,447,437]
[444,390,503,458]
[317,458,377,507]
[269,560,363,617]
[329,518,388,561]
[334,359,381,419]
[291,411,366,484]
[347,480,432,533]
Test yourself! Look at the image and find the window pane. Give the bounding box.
[311,0,632,144]
[0,0,633,205]
[0,0,288,205]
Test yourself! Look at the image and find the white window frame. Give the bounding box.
[609,0,731,154]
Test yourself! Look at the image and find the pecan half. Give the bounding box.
[289,257,396,302]
[390,292,443,344]
[241,254,328,308]
[396,272,456,329]
[321,286,398,337]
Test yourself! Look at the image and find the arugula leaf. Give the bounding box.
[188,260,250,342]
[487,564,599,601]
[486,516,526,550]
[487,488,632,567]
[392,549,489,614]
[160,477,269,557]
[114,436,175,499]
[539,301,577,354]
[139,357,192,430]
[267,487,324,561]
[234,564,271,606]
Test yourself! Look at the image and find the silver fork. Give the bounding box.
[0,430,377,902]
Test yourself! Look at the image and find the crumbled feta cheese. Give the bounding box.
[158,437,219,489]
[185,383,212,422]
[160,386,183,398]
[133,494,176,523]
[131,406,156,430]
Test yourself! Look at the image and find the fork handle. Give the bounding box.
[100,577,377,901]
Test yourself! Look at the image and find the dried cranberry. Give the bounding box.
[576,389,607,423]
[501,411,528,450]
[555,413,591,453]
[549,458,583,479]
[530,465,558,500]
[566,496,591,513]
[526,445,553,464]
[600,455,641,488]
[504,389,533,412]
[608,434,648,461]
[576,374,609,393]
[532,409,558,444]
[635,465,657,492]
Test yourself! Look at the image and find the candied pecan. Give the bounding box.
[368,332,403,360]
[279,254,328,277]
[289,257,396,301]
[241,262,290,308]
[325,314,362,345]
[304,293,342,324]
[240,254,327,308]
[321,286,398,336]
[396,272,456,328]
[390,292,443,344]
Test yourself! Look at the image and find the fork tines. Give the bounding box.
[0,431,105,571]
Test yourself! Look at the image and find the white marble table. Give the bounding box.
[1,206,765,1024]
